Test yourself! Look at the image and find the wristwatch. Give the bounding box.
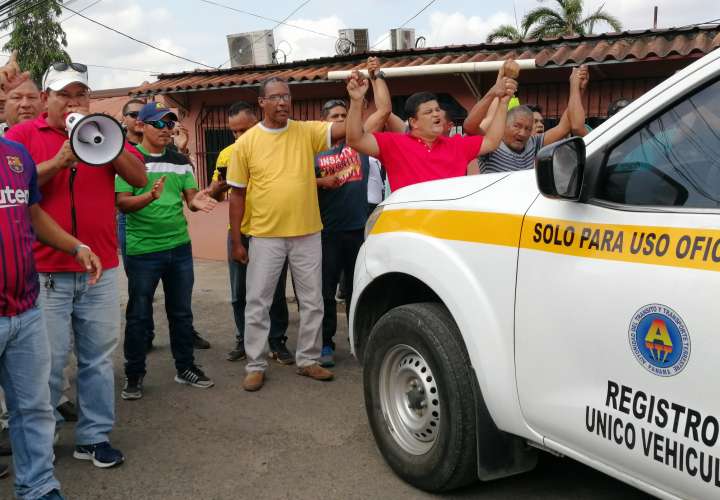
[371,70,386,81]
[73,244,91,255]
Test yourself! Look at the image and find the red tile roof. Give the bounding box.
[132,26,720,96]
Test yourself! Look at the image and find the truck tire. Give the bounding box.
[363,302,478,492]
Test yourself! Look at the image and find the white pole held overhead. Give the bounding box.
[327,59,536,80]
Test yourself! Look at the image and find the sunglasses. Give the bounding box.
[124,111,139,118]
[51,62,88,73]
[323,99,347,111]
[147,120,176,130]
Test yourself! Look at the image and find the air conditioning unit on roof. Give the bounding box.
[227,30,275,67]
[390,28,415,50]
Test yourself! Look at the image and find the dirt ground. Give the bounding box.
[0,259,650,500]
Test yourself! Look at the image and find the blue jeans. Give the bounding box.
[0,306,62,499]
[116,211,127,268]
[118,211,155,344]
[38,268,120,446]
[228,233,288,344]
[124,243,195,376]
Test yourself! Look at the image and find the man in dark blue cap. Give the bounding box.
[116,102,218,400]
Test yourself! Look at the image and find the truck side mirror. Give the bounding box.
[536,137,586,201]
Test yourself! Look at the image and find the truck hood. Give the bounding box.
[381,172,510,205]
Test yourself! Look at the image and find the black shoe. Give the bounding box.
[192,330,211,349]
[0,463,8,479]
[269,337,294,365]
[74,442,124,468]
[175,366,214,388]
[121,375,143,400]
[226,340,246,361]
[38,489,64,500]
[145,338,154,353]
[0,429,11,456]
[56,401,78,422]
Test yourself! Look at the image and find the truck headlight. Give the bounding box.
[365,205,384,240]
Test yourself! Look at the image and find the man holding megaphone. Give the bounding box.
[6,61,147,469]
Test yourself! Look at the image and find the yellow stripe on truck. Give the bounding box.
[371,209,523,247]
[372,209,720,272]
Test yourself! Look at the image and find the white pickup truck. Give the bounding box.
[349,48,720,499]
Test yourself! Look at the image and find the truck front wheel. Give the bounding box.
[363,302,478,492]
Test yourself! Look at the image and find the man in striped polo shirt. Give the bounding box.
[116,102,218,400]
[466,65,589,174]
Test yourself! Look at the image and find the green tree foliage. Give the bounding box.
[486,24,529,43]
[487,0,623,43]
[1,0,69,84]
[521,0,622,39]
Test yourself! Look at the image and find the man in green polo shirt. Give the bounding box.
[115,102,217,400]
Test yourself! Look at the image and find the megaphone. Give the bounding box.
[66,113,125,166]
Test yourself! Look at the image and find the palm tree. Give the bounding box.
[521,0,622,39]
[486,24,528,43]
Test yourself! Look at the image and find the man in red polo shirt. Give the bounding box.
[5,62,146,469]
[345,70,515,190]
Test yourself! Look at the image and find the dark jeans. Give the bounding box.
[117,211,127,268]
[227,233,289,346]
[321,229,364,349]
[118,211,155,343]
[124,243,195,376]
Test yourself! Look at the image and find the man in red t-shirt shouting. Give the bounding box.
[6,62,146,469]
[345,70,515,191]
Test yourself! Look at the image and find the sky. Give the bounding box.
[0,0,716,89]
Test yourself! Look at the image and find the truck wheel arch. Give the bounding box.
[353,272,441,362]
[352,273,537,483]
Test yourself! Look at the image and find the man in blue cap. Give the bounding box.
[116,102,217,400]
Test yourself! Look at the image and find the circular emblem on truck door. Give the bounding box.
[629,304,690,377]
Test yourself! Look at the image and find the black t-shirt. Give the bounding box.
[315,142,370,232]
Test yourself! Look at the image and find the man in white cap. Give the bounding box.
[5,61,146,469]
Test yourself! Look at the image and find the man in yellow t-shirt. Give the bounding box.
[208,101,291,364]
[227,77,345,391]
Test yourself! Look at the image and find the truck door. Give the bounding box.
[515,78,720,499]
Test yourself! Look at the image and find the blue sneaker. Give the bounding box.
[73,442,125,468]
[38,489,65,500]
[319,345,335,368]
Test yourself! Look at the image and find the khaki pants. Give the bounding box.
[245,233,323,372]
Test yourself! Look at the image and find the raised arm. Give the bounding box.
[464,65,515,136]
[363,57,392,134]
[363,57,405,133]
[572,66,590,137]
[346,71,379,157]
[543,66,588,145]
[479,94,511,155]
